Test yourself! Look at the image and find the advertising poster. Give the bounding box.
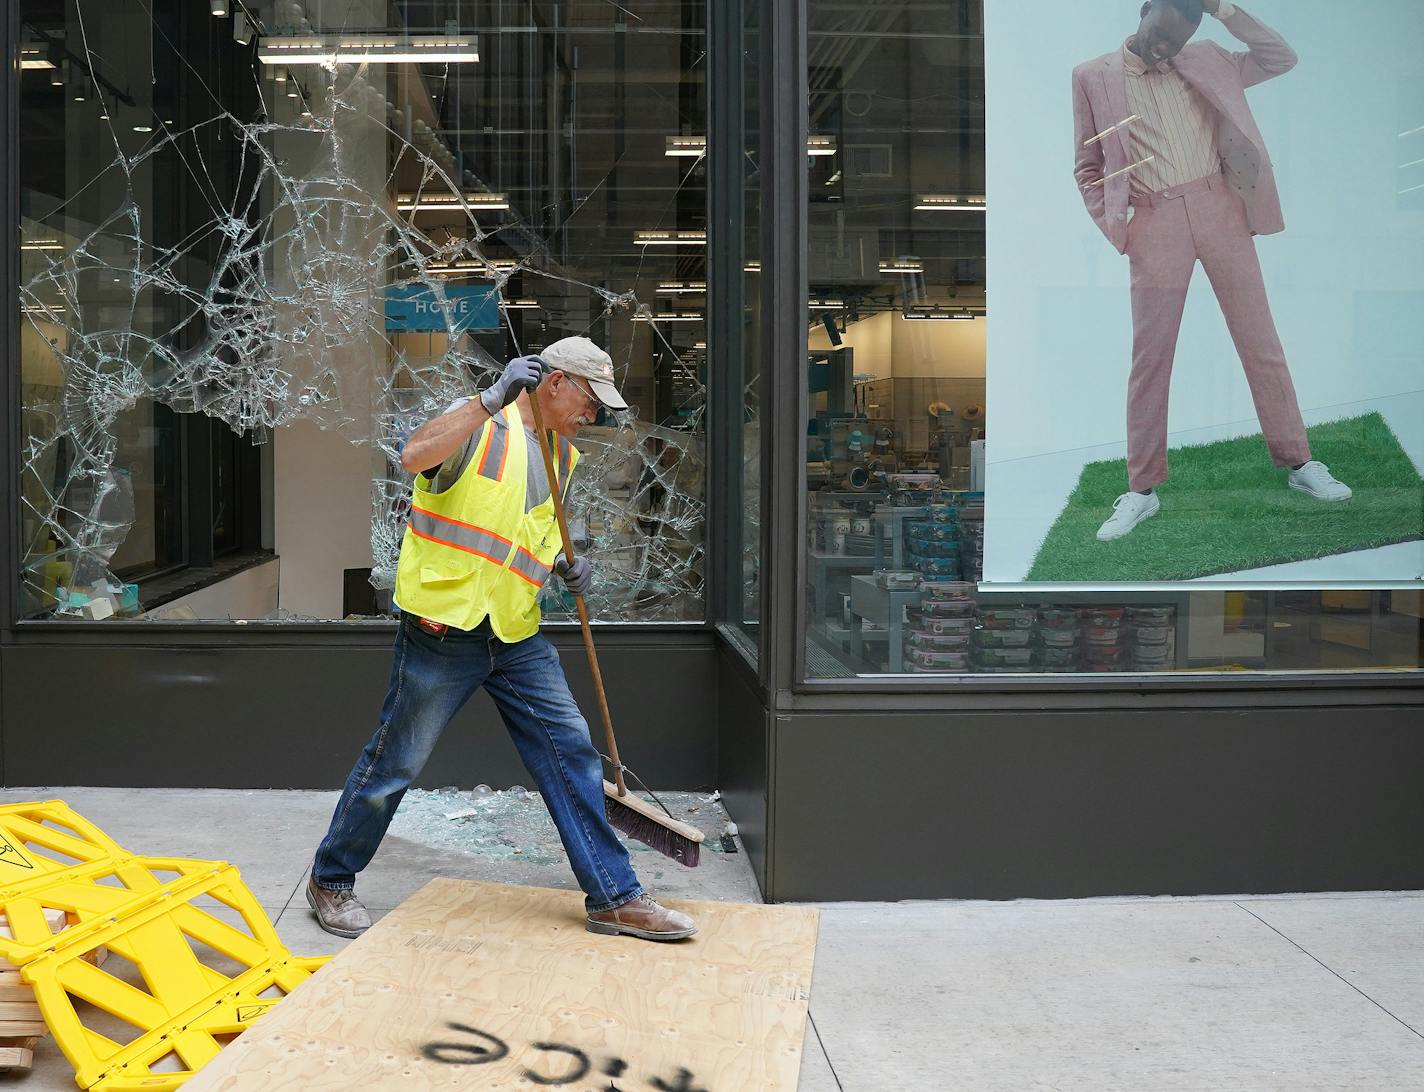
[983,0,1424,585]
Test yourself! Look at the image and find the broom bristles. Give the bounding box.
[603,784,703,868]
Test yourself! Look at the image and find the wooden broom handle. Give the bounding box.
[524,391,629,797]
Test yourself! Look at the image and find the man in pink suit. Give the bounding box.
[1072,0,1351,542]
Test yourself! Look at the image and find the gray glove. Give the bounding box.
[554,554,592,597]
[479,355,545,413]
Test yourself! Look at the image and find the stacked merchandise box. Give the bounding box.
[1127,605,1176,670]
[1081,607,1129,671]
[904,582,975,673]
[887,473,941,508]
[973,606,1037,672]
[956,493,985,584]
[1036,608,1083,672]
[1080,605,1177,671]
[904,502,962,584]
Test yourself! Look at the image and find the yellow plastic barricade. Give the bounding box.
[0,801,328,1089]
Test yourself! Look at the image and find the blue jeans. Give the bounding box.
[312,616,643,913]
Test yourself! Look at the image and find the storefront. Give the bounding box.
[3,1,1421,901]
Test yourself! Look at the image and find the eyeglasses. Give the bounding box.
[565,375,601,413]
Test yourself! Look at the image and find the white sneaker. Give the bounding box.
[1287,458,1349,501]
[1096,491,1160,542]
[1288,461,1352,501]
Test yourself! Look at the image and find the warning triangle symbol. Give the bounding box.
[235,1003,274,1023]
[0,834,34,870]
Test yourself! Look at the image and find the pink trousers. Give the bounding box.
[1125,173,1311,492]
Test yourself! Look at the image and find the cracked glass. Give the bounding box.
[17,0,708,623]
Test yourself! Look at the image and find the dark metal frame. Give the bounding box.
[707,0,744,647]
[1,3,721,643]
[759,0,810,702]
[1,0,18,668]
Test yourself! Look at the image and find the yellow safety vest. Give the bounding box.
[394,400,579,641]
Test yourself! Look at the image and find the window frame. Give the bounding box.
[759,0,1424,697]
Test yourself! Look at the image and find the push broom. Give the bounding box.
[526,391,704,867]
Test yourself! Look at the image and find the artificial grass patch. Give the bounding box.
[1026,413,1424,581]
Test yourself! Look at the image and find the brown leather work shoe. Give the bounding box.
[586,893,697,942]
[305,872,373,939]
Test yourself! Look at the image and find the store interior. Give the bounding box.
[798,306,1422,678]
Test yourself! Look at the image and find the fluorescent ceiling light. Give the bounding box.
[133,124,153,133]
[632,311,704,322]
[500,299,539,309]
[21,306,66,315]
[258,34,479,66]
[903,306,984,321]
[657,281,707,295]
[915,194,987,212]
[397,192,510,213]
[880,259,924,275]
[635,230,707,247]
[693,340,707,350]
[21,240,64,251]
[211,0,229,15]
[426,258,518,275]
[809,299,845,310]
[744,260,761,273]
[665,136,706,158]
[665,135,835,157]
[20,50,55,71]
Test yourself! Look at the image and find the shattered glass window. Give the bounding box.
[17,0,708,623]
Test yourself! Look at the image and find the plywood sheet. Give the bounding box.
[185,879,819,1092]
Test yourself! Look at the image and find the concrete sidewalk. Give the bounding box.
[3,788,1422,1090]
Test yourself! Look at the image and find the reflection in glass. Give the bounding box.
[798,1,1423,679]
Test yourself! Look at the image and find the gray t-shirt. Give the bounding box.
[421,398,551,505]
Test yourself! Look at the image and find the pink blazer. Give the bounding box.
[1072,6,1296,254]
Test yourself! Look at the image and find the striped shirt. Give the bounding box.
[1121,40,1222,196]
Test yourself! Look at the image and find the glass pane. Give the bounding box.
[799,1,1424,679]
[736,4,762,652]
[16,1,708,623]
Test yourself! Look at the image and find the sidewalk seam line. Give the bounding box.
[273,866,310,926]
[1235,901,1424,1042]
[808,1011,846,1091]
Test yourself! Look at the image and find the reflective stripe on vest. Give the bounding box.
[547,431,573,499]
[407,505,512,566]
[477,415,509,481]
[557,434,573,498]
[509,548,553,588]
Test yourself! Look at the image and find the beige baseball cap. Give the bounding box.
[539,336,628,411]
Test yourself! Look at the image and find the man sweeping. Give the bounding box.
[306,337,697,943]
